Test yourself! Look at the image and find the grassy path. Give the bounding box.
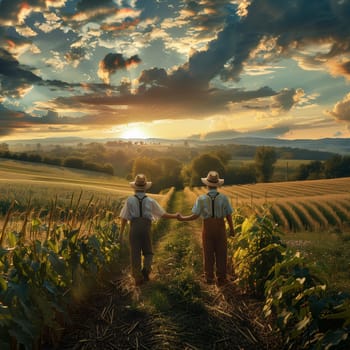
[58,190,281,349]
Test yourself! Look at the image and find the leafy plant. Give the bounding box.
[0,205,121,349]
[264,251,350,349]
[231,209,285,297]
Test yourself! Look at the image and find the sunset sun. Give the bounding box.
[120,126,147,139]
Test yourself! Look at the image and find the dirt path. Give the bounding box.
[57,191,282,349]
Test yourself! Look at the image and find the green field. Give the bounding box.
[0,159,165,238]
[4,158,348,293]
[1,159,350,349]
[283,231,350,293]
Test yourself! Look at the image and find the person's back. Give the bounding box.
[179,171,234,286]
[119,174,179,285]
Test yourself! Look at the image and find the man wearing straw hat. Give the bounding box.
[178,171,234,286]
[119,174,179,285]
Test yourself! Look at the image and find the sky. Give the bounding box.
[1,0,350,142]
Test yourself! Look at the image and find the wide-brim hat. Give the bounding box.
[201,170,224,187]
[130,174,152,190]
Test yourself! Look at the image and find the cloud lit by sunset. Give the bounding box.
[1,0,350,141]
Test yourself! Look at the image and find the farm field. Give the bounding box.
[0,159,166,237]
[2,158,349,240]
[0,159,168,202]
[283,231,350,293]
[0,158,130,192]
[1,160,350,349]
[189,177,350,233]
[186,178,350,294]
[0,162,282,350]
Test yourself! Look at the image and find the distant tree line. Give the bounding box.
[295,155,350,180]
[0,143,114,175]
[0,141,346,193]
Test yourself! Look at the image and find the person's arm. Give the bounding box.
[161,212,180,219]
[226,214,235,236]
[178,213,199,221]
[150,197,180,219]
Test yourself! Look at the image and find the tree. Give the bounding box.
[155,157,183,189]
[132,157,162,192]
[189,153,225,187]
[63,157,84,169]
[295,160,324,180]
[324,155,350,178]
[211,149,231,165]
[254,146,278,182]
[225,164,256,185]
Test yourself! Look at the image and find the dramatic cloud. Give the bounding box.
[328,93,350,122]
[1,0,350,139]
[97,53,141,84]
[272,88,305,113]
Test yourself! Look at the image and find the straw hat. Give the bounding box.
[129,174,152,190]
[201,170,224,187]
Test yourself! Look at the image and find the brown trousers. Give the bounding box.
[202,217,227,282]
[129,217,153,278]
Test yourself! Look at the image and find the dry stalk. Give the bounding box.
[46,195,57,240]
[0,199,16,247]
[71,190,83,228]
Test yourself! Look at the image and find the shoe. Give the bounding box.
[141,268,150,282]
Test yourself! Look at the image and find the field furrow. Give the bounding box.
[187,177,350,232]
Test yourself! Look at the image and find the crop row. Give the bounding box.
[0,187,173,349]
[187,178,350,232]
[220,177,350,201]
[183,187,350,348]
[266,195,350,232]
[230,211,350,349]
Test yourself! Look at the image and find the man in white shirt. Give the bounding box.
[179,171,234,286]
[119,174,179,285]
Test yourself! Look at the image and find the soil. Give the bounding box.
[56,274,283,350]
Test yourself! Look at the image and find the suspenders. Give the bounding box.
[135,195,147,217]
[207,192,219,218]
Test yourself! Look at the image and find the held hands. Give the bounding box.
[176,213,186,221]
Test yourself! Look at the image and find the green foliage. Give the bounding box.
[295,155,350,181]
[255,146,278,182]
[131,156,183,191]
[230,209,350,349]
[296,160,324,180]
[324,155,350,179]
[156,157,183,189]
[63,156,84,169]
[264,250,350,349]
[231,209,285,296]
[189,153,225,187]
[0,210,121,349]
[225,163,256,185]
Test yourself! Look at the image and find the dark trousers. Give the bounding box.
[202,217,227,282]
[129,218,153,279]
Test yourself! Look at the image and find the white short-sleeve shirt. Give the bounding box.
[119,192,165,221]
[192,189,233,219]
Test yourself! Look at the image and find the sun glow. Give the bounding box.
[120,126,148,139]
